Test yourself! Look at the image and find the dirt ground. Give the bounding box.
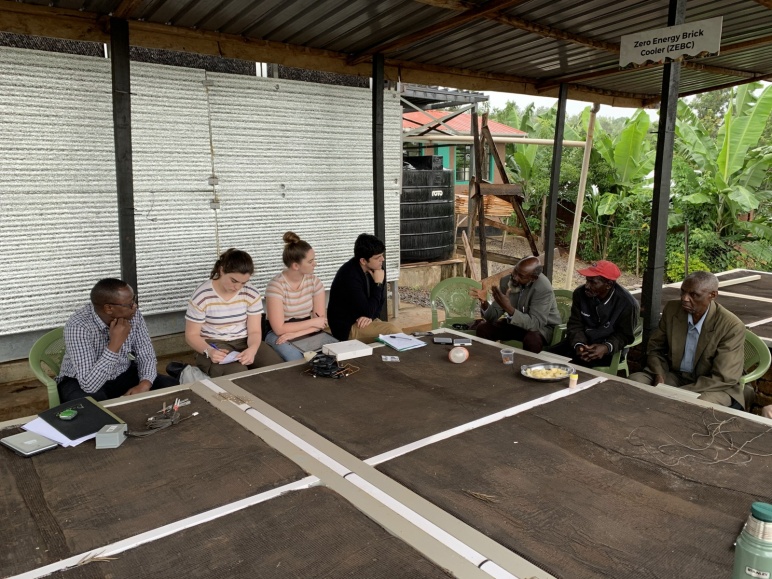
[399,234,643,307]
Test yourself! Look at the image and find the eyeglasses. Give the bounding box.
[107,297,138,309]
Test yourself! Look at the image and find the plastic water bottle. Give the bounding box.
[733,502,772,579]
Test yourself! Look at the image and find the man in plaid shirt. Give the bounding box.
[56,278,178,402]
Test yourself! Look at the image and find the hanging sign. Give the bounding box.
[619,17,722,67]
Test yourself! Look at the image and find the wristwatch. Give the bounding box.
[203,346,211,359]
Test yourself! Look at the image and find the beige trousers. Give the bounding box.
[348,319,402,344]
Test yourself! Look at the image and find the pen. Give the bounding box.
[209,343,220,350]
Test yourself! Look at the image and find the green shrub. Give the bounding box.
[687,228,739,271]
[736,240,772,271]
[665,253,712,282]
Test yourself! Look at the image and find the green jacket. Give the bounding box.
[483,273,561,343]
[646,300,745,406]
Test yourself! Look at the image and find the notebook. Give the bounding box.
[24,397,125,447]
[1,431,58,457]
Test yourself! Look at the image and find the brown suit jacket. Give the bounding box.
[646,300,745,406]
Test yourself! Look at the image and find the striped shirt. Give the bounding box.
[185,279,263,341]
[57,304,158,393]
[265,273,324,321]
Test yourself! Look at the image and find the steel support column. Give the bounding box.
[372,54,387,320]
[642,0,686,346]
[543,83,568,280]
[110,18,137,294]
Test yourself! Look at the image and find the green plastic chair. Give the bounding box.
[503,288,573,350]
[28,327,65,408]
[593,319,643,377]
[430,277,482,332]
[740,330,771,410]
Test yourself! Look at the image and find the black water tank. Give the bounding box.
[400,156,455,262]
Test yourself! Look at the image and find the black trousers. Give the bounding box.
[475,320,546,353]
[58,362,178,403]
[548,339,615,369]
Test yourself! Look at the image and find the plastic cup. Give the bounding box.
[500,348,515,365]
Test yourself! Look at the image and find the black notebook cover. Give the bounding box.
[38,397,124,441]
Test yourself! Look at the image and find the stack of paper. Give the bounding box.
[377,333,427,352]
[23,397,124,447]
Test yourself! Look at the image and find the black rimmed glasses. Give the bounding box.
[107,297,138,309]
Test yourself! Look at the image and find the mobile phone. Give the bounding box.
[453,338,472,346]
[433,337,453,345]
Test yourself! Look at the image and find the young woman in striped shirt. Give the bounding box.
[185,248,264,377]
[264,232,333,361]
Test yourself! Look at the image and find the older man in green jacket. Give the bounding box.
[630,271,745,409]
[470,256,561,353]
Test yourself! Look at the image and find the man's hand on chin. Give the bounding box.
[371,269,385,284]
[125,380,152,396]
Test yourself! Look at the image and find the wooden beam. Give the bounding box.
[0,0,373,74]
[482,216,535,240]
[481,269,511,294]
[461,230,479,280]
[112,0,145,19]
[0,0,649,108]
[478,182,523,196]
[719,34,772,54]
[349,0,527,65]
[457,245,519,266]
[480,121,538,256]
[472,108,488,279]
[494,12,618,52]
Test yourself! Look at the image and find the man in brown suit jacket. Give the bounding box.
[630,271,745,409]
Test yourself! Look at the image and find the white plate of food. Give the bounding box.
[520,363,575,382]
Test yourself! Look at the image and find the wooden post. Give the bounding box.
[481,122,539,256]
[564,103,600,288]
[543,83,568,281]
[472,106,488,278]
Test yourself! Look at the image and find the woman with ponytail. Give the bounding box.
[264,232,336,361]
[185,248,264,377]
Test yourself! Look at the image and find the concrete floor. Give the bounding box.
[0,302,433,422]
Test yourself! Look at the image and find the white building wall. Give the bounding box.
[0,46,401,360]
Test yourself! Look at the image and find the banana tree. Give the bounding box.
[581,108,655,255]
[674,83,772,238]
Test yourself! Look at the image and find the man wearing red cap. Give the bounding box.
[550,260,640,368]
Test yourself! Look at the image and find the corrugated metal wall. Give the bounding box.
[0,46,401,359]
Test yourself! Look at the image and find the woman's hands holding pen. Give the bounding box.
[207,343,228,363]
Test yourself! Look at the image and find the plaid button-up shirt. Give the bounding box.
[57,303,158,393]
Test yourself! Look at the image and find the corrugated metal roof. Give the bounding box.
[1,0,770,107]
[403,110,527,136]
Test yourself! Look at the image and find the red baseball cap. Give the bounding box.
[577,260,621,281]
